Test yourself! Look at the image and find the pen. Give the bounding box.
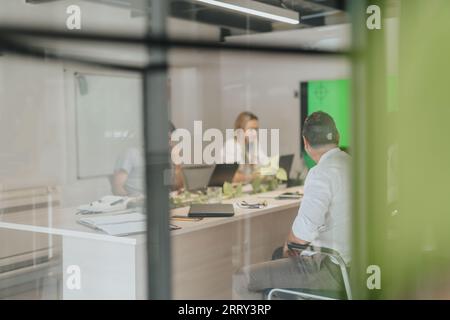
[110,198,125,206]
[170,224,181,230]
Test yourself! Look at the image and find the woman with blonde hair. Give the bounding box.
[221,111,269,183]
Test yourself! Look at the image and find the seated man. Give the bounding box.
[233,111,351,299]
[112,122,184,196]
[112,146,145,197]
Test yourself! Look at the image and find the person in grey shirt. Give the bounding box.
[233,111,351,299]
[112,122,184,196]
[112,147,145,196]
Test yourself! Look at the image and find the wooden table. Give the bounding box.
[0,186,303,299]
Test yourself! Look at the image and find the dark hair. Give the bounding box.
[302,111,339,148]
[234,111,258,130]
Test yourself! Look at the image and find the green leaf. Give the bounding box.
[276,168,288,181]
[235,183,243,197]
[223,182,233,196]
[251,177,262,194]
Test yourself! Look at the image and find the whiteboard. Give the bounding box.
[75,72,143,178]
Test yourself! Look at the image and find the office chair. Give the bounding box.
[266,243,352,300]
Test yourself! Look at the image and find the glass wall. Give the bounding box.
[0,0,353,300]
[5,0,450,301]
[0,0,149,299]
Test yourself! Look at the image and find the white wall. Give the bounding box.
[0,57,66,190]
[170,51,223,132]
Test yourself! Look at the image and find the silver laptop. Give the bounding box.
[182,165,215,191]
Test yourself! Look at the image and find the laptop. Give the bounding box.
[182,165,215,191]
[208,163,239,187]
[188,203,235,218]
[279,154,294,178]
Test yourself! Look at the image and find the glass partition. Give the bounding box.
[10,0,450,301]
[0,0,353,300]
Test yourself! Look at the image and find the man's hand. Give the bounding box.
[282,242,301,258]
[282,242,297,258]
[283,229,309,257]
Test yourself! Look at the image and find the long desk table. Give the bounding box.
[0,186,303,299]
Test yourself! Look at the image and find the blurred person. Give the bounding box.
[221,111,269,184]
[233,111,351,299]
[112,122,184,196]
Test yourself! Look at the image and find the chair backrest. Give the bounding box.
[288,242,352,300]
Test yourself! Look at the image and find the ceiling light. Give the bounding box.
[194,0,299,25]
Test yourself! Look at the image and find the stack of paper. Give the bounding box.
[77,196,130,214]
[78,212,146,236]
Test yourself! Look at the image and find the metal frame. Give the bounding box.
[267,243,352,300]
[267,289,337,300]
[143,0,171,300]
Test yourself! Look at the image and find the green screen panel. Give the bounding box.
[302,79,350,168]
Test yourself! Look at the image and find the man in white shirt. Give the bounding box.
[233,111,351,299]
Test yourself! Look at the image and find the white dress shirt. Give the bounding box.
[292,148,352,264]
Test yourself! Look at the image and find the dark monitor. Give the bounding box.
[279,154,294,178]
[208,163,239,187]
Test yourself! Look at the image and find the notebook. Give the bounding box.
[76,196,130,214]
[78,212,146,236]
[188,203,235,218]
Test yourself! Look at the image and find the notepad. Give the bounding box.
[76,196,130,214]
[78,212,146,236]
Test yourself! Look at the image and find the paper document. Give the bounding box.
[77,196,130,214]
[78,212,146,236]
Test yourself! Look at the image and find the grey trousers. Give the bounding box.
[233,252,344,300]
